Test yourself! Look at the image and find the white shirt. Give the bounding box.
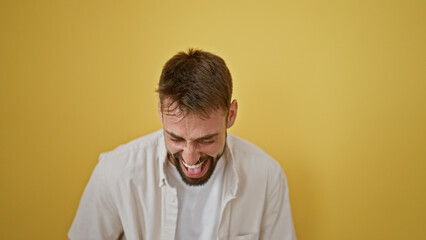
[167,155,225,240]
[68,130,296,240]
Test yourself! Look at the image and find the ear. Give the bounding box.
[158,99,163,123]
[226,99,238,128]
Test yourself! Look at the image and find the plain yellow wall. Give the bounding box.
[1,0,425,239]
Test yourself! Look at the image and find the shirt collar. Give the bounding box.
[157,129,168,188]
[223,134,239,200]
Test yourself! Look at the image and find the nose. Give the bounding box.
[181,142,200,166]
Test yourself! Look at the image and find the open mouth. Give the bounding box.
[179,158,210,178]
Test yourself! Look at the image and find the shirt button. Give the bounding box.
[171,197,176,203]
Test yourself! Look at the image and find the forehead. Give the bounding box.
[161,97,224,118]
[162,106,227,139]
[161,98,226,121]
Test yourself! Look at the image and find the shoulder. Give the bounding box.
[227,134,281,169]
[101,130,163,159]
[96,130,165,179]
[227,134,283,177]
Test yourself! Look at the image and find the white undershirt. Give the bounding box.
[166,156,225,240]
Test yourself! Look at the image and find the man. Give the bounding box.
[69,49,296,240]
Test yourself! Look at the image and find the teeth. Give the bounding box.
[182,160,204,169]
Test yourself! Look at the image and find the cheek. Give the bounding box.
[202,142,225,156]
[165,140,183,153]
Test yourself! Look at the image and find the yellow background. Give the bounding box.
[1,0,425,239]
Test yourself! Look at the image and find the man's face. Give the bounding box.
[159,99,237,186]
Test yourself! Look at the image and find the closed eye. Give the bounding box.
[165,130,218,145]
[198,139,214,144]
[170,138,184,142]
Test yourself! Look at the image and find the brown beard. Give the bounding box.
[168,151,222,186]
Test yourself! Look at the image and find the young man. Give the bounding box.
[69,49,296,240]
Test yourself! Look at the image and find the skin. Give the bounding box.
[158,98,238,186]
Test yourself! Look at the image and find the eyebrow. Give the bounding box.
[165,130,219,141]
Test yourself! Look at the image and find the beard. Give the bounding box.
[168,150,223,186]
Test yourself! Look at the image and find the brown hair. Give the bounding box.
[157,48,233,118]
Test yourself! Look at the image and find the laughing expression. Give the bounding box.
[159,99,237,186]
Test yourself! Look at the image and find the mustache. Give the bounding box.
[171,152,213,165]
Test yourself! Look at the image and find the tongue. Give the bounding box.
[188,166,202,174]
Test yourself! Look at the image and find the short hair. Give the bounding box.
[157,48,233,118]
